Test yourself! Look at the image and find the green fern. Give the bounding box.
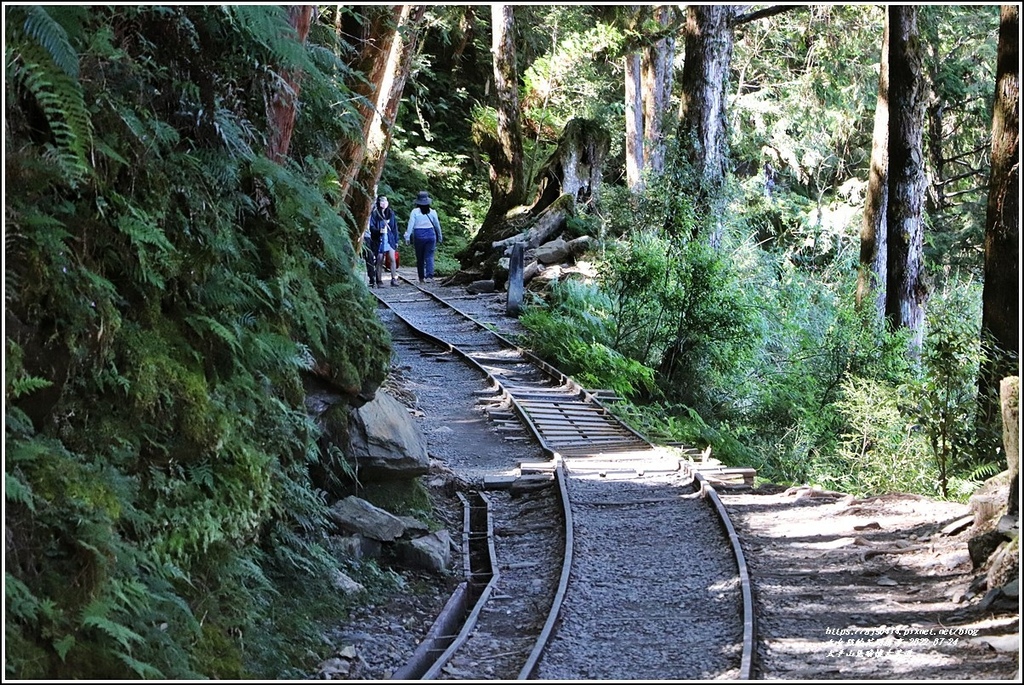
[17,6,80,78]
[81,599,145,651]
[8,375,53,399]
[7,7,93,186]
[968,460,1004,481]
[5,473,37,512]
[221,5,315,75]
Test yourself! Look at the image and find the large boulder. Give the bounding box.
[395,530,453,574]
[329,496,409,542]
[348,390,430,480]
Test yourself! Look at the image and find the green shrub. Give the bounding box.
[520,280,656,399]
[820,376,937,497]
[917,280,986,499]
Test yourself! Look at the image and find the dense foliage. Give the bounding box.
[486,5,1006,497]
[5,5,390,678]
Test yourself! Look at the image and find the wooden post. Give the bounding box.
[507,242,525,317]
[1001,376,1019,518]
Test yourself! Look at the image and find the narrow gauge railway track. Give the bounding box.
[373,275,755,680]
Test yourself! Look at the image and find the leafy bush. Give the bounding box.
[820,377,938,497]
[520,280,655,399]
[916,280,986,498]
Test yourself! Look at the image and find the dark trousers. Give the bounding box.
[364,246,381,284]
[413,231,437,281]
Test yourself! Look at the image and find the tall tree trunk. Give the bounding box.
[642,5,675,177]
[978,4,1020,439]
[266,5,314,164]
[885,6,928,356]
[856,10,890,318]
[349,5,427,245]
[451,7,476,64]
[334,7,405,205]
[677,4,735,247]
[483,4,529,226]
[625,49,645,192]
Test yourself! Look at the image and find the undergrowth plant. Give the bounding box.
[520,279,656,398]
[916,280,991,499]
[820,376,938,497]
[5,6,390,679]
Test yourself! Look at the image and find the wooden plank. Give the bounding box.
[520,397,593,403]
[545,437,649,447]
[518,461,556,473]
[521,407,609,418]
[529,415,615,424]
[482,473,554,490]
[538,429,634,437]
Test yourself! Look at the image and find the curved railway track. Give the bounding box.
[373,274,756,679]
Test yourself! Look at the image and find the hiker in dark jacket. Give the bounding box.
[365,195,399,287]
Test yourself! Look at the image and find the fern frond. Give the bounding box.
[212,107,257,160]
[8,375,54,399]
[4,573,44,622]
[221,5,314,74]
[81,600,145,650]
[5,472,37,512]
[15,5,79,78]
[52,635,76,662]
[185,315,240,353]
[968,460,1003,481]
[10,40,92,186]
[187,462,215,489]
[113,650,165,679]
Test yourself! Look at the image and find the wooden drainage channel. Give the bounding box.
[391,491,498,680]
[374,279,756,680]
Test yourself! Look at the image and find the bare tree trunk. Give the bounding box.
[885,6,928,356]
[482,4,529,226]
[451,7,476,64]
[349,5,427,244]
[266,5,314,164]
[625,50,645,192]
[532,118,610,213]
[856,11,889,318]
[335,6,405,205]
[457,118,609,278]
[642,5,675,177]
[677,4,735,247]
[978,5,1020,438]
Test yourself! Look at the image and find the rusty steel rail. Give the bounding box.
[374,277,755,679]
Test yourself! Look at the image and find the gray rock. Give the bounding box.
[395,530,453,574]
[348,391,429,479]
[535,238,570,264]
[566,235,592,255]
[467,279,496,294]
[330,496,408,542]
[330,569,366,595]
[330,533,382,560]
[397,515,430,538]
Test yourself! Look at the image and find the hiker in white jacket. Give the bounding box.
[404,190,443,283]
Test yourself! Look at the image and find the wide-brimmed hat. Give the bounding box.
[414,191,432,207]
